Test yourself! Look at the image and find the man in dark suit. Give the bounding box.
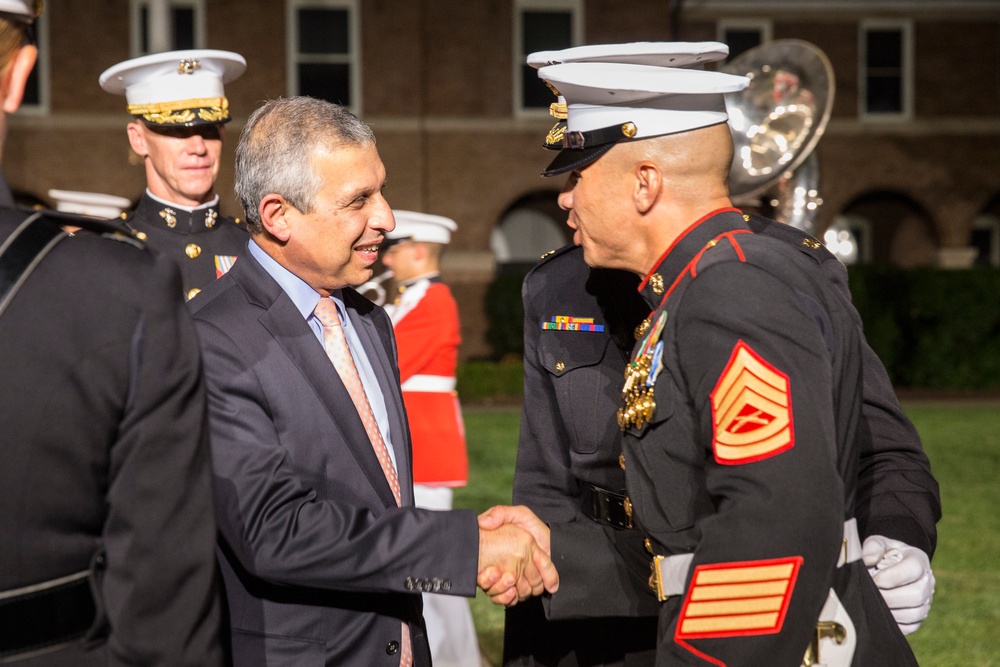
[0,2,223,664]
[190,96,557,666]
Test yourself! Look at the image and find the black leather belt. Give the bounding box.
[0,570,95,661]
[582,483,633,530]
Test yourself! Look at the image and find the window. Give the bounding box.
[287,0,359,110]
[18,9,48,114]
[514,0,582,114]
[130,0,205,55]
[718,19,771,62]
[860,20,912,119]
[971,215,1000,267]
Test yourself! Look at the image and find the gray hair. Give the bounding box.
[234,96,376,234]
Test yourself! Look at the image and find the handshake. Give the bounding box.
[476,505,558,607]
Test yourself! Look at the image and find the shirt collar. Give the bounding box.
[248,239,338,320]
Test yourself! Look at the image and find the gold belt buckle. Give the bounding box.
[648,555,668,602]
[802,621,847,666]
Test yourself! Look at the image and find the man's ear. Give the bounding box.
[259,193,292,242]
[126,121,149,157]
[1,44,37,113]
[634,161,661,215]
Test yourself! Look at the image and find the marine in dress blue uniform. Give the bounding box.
[100,49,249,300]
[527,53,921,666]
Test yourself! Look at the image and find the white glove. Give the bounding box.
[862,535,935,635]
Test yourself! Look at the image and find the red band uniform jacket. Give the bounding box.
[387,277,468,486]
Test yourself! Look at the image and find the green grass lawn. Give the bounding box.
[454,401,1000,666]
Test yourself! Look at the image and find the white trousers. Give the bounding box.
[413,485,483,667]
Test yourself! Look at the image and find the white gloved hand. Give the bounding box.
[862,535,935,635]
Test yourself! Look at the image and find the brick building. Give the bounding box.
[8,0,1000,357]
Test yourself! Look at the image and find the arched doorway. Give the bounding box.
[836,191,937,267]
[490,190,569,274]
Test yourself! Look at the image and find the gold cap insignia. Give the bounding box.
[185,243,202,259]
[159,207,177,228]
[545,121,566,147]
[178,59,201,75]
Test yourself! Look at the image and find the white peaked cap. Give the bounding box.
[0,0,37,21]
[99,49,246,126]
[537,62,749,176]
[528,41,729,70]
[387,210,458,245]
[542,62,748,138]
[48,189,132,219]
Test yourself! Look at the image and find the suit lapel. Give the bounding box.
[233,253,399,509]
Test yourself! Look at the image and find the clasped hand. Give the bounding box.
[476,505,559,607]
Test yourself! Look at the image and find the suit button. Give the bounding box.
[386,640,400,655]
[441,580,451,592]
[405,577,415,591]
[431,578,442,592]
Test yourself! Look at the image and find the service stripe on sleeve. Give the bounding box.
[676,557,802,640]
[710,340,793,464]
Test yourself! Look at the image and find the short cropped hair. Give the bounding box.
[234,96,375,234]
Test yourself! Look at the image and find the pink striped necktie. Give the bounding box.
[313,297,412,666]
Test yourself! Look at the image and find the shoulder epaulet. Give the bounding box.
[536,243,578,265]
[47,210,147,250]
[743,212,834,265]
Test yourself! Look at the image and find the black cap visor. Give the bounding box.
[541,143,616,177]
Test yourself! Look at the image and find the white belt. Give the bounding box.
[400,374,456,393]
[650,520,862,602]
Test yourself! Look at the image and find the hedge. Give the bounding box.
[479,266,1000,390]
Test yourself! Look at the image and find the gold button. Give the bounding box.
[644,538,653,554]
[136,231,148,241]
[186,288,201,300]
[619,453,625,470]
[185,243,202,258]
[742,213,751,222]
[621,121,637,138]
[555,361,565,373]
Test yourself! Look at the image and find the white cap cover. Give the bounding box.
[0,0,38,21]
[48,189,132,219]
[387,210,458,245]
[527,41,729,70]
[99,49,246,126]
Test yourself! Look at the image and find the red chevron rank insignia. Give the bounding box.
[710,340,793,465]
[675,556,802,640]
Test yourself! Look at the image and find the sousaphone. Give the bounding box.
[721,40,835,234]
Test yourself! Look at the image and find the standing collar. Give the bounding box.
[637,208,749,307]
[135,191,222,234]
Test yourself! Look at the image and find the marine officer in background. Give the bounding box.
[99,49,249,299]
[381,211,482,667]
